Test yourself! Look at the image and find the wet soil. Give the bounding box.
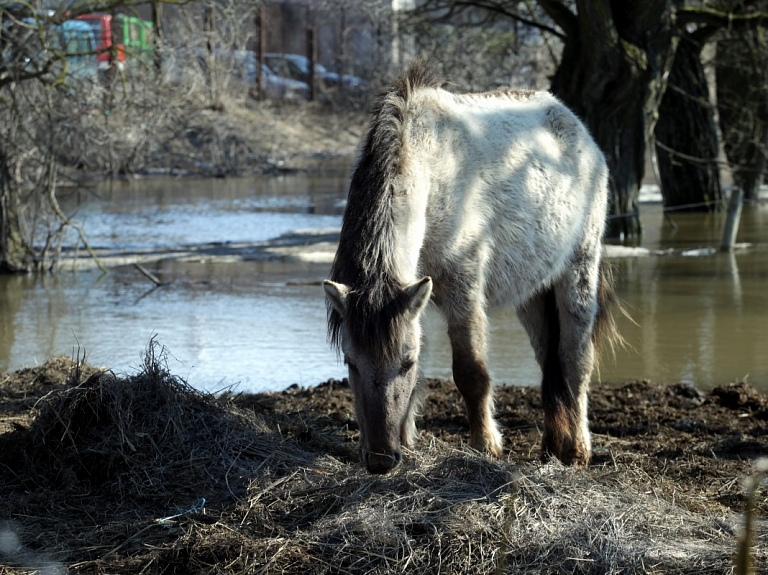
[3,360,767,516]
[0,359,766,574]
[241,375,768,515]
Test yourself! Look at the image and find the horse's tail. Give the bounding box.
[592,259,627,366]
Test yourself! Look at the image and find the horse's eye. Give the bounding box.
[344,357,359,375]
[399,359,415,376]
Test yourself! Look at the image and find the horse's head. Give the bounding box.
[324,277,433,474]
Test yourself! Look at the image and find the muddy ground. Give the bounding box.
[263,375,768,515]
[0,356,766,573]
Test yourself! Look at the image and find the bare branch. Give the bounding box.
[412,0,567,39]
[676,6,768,29]
[536,0,577,39]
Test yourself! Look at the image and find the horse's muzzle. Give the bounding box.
[362,448,402,474]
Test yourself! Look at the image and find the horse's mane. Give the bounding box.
[327,60,444,359]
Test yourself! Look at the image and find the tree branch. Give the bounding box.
[676,6,768,29]
[412,0,566,39]
[536,0,577,39]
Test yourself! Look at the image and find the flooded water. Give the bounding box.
[1,175,766,394]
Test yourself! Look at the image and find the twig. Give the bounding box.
[134,263,165,287]
[47,168,108,274]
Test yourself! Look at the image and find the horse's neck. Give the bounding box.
[390,173,429,284]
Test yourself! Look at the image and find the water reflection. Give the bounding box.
[0,261,341,393]
[604,249,768,388]
[1,176,766,393]
[57,174,348,250]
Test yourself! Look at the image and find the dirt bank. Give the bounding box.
[0,352,766,574]
[76,99,366,179]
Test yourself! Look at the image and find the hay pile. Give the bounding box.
[0,347,765,574]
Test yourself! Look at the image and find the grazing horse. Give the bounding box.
[324,60,616,474]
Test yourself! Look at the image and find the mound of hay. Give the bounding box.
[0,347,764,574]
[6,346,292,505]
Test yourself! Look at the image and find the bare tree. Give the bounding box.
[411,1,768,237]
[0,0,271,272]
[406,3,558,93]
[715,1,768,202]
[0,2,152,271]
[654,30,722,212]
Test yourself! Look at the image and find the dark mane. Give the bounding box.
[327,60,444,359]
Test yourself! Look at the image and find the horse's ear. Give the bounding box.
[404,277,432,315]
[324,280,350,315]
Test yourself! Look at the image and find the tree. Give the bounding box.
[0,138,32,273]
[0,2,131,271]
[413,1,768,237]
[715,2,768,202]
[656,2,768,209]
[654,31,722,212]
[543,1,678,238]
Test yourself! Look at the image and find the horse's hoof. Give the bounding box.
[470,430,503,458]
[540,442,590,467]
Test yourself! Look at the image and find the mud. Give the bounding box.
[0,358,766,574]
[245,375,768,515]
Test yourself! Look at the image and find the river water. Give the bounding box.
[1,175,766,394]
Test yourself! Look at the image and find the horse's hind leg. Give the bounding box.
[552,249,600,465]
[518,259,598,466]
[447,309,503,457]
[517,291,579,463]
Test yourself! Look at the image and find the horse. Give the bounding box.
[324,60,616,474]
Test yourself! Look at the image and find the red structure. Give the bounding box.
[76,14,126,71]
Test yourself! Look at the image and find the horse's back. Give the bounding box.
[409,87,608,307]
[414,87,606,202]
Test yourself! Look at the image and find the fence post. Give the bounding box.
[721,188,744,251]
[257,4,266,100]
[151,0,162,73]
[306,6,316,101]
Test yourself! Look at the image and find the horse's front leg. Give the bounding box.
[448,314,503,457]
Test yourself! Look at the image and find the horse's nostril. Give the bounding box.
[393,450,402,463]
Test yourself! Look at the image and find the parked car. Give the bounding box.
[258,62,310,101]
[211,49,311,101]
[263,52,368,95]
[163,48,310,101]
[209,49,311,100]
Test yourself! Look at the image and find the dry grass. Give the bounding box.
[0,344,765,574]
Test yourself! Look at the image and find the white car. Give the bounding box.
[263,52,368,95]
[250,59,310,101]
[163,48,310,101]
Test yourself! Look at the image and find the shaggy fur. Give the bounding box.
[326,59,615,473]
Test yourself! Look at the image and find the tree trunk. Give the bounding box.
[151,0,163,73]
[716,26,768,202]
[547,0,678,239]
[0,144,32,273]
[655,34,722,212]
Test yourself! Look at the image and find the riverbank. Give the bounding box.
[59,228,344,271]
[61,225,764,271]
[0,353,766,573]
[61,99,366,180]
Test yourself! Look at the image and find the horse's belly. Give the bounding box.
[420,219,575,310]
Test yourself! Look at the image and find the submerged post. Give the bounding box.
[721,187,744,251]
